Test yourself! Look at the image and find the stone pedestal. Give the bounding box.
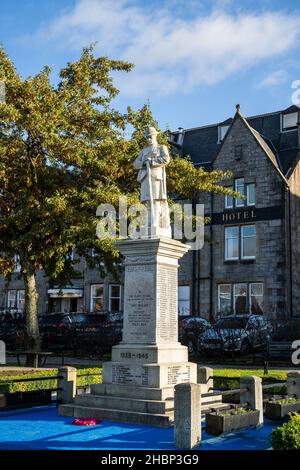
[174,383,202,449]
[240,376,263,427]
[59,237,197,427]
[100,238,197,425]
[287,372,300,398]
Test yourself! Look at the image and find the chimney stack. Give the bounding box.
[177,127,184,146]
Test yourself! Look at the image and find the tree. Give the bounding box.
[0,46,233,349]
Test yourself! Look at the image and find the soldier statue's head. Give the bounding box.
[143,126,158,145]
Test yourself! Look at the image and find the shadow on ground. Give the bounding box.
[0,405,277,450]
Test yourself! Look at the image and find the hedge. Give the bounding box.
[213,369,288,393]
[0,367,102,394]
[0,367,290,394]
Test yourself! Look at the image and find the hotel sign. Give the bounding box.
[211,205,284,225]
[222,209,256,223]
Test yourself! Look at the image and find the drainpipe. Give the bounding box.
[288,187,293,318]
[209,193,214,323]
[192,197,196,316]
[197,237,201,315]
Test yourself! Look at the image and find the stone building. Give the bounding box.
[173,104,300,321]
[1,104,300,321]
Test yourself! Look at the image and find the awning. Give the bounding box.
[47,288,83,298]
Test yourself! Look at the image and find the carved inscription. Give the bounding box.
[167,365,192,385]
[157,267,178,342]
[123,265,155,343]
[111,364,149,385]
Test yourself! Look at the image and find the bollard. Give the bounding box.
[240,376,263,427]
[287,371,300,398]
[58,366,77,404]
[174,383,202,450]
[197,366,213,393]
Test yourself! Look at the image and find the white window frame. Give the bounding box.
[7,290,16,309]
[218,284,232,315]
[241,225,256,260]
[281,112,298,132]
[218,283,264,317]
[90,284,104,312]
[109,284,122,312]
[13,254,21,273]
[7,289,25,311]
[225,226,239,261]
[235,178,245,207]
[66,249,75,261]
[246,183,255,206]
[225,192,233,209]
[178,285,190,316]
[233,283,248,315]
[218,125,230,143]
[249,282,264,315]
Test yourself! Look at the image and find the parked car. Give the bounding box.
[0,311,26,349]
[199,315,272,355]
[179,316,211,354]
[40,312,123,355]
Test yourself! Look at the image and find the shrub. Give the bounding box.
[0,367,102,394]
[213,369,288,392]
[270,413,300,450]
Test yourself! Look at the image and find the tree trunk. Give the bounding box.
[24,270,41,353]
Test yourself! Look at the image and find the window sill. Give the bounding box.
[223,259,256,264]
[224,205,256,211]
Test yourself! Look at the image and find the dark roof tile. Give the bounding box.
[176,107,300,176]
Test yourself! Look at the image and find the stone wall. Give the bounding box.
[196,116,289,320]
[287,159,300,317]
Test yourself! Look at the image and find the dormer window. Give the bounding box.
[13,254,21,273]
[218,125,229,142]
[281,112,298,131]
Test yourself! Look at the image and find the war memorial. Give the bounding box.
[59,126,198,426]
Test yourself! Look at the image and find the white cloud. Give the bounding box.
[257,70,287,89]
[33,0,300,96]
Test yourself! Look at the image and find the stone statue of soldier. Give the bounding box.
[133,126,172,238]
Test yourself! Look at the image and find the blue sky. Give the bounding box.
[1,0,300,131]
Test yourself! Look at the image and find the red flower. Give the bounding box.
[72,417,101,426]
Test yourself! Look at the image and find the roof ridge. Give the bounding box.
[173,106,300,133]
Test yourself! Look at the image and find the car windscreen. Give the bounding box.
[68,314,86,323]
[216,318,248,329]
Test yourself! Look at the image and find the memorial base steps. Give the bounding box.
[74,393,173,414]
[90,383,175,401]
[59,384,226,427]
[59,404,173,427]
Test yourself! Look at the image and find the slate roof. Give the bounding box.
[172,105,300,177]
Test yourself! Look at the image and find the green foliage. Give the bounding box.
[271,413,300,450]
[0,46,233,280]
[220,407,253,417]
[0,45,133,283]
[213,369,288,391]
[0,45,234,342]
[271,397,298,405]
[0,367,102,393]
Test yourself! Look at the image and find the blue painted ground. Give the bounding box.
[0,406,278,450]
